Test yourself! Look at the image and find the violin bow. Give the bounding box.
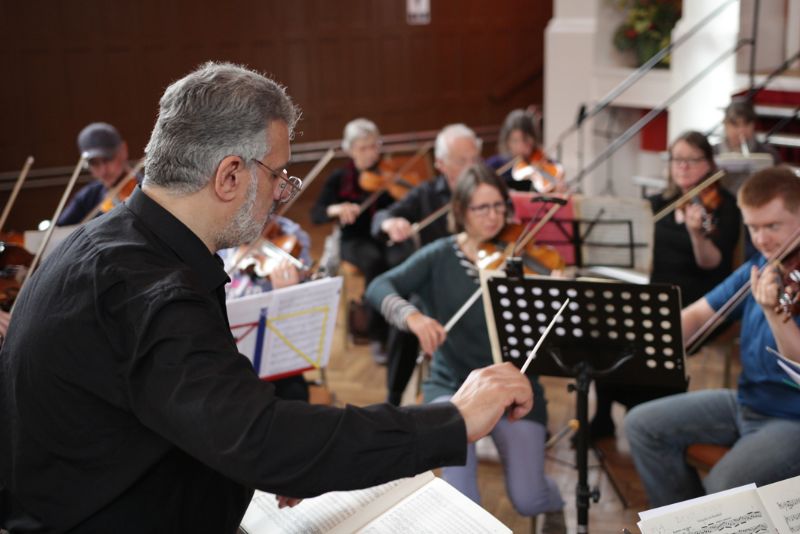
[225,148,335,276]
[496,155,522,176]
[357,141,433,215]
[685,222,800,354]
[79,158,145,225]
[652,169,726,223]
[0,156,35,235]
[14,155,87,310]
[387,203,451,247]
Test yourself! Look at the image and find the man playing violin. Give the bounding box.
[626,166,800,506]
[57,122,138,226]
[0,62,534,533]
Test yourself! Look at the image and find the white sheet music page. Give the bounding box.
[637,487,775,534]
[757,474,800,533]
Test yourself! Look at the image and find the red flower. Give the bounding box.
[625,28,638,39]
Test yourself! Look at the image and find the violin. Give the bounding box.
[236,222,307,278]
[359,158,425,200]
[478,223,565,275]
[677,181,723,237]
[0,241,34,312]
[653,170,726,238]
[776,249,800,320]
[356,142,433,215]
[80,159,145,224]
[511,149,565,193]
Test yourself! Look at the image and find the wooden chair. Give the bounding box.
[685,443,731,475]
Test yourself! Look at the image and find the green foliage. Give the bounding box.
[613,0,682,67]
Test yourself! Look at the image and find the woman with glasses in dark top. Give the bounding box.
[589,130,741,440]
[366,163,566,531]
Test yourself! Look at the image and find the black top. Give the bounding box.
[649,188,741,306]
[310,160,394,242]
[0,187,466,533]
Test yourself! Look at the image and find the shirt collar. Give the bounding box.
[125,187,229,292]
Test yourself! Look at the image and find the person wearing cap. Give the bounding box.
[56,122,134,226]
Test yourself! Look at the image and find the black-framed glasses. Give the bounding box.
[467,201,507,217]
[252,160,303,204]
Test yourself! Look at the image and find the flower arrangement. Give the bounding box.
[613,0,682,68]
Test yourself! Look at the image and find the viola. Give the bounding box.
[98,174,137,214]
[511,149,565,193]
[777,248,800,320]
[358,158,426,200]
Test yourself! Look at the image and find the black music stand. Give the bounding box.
[481,270,687,533]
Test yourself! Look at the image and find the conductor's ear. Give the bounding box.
[213,155,248,202]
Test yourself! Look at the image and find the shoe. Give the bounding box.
[540,509,567,534]
[370,341,388,365]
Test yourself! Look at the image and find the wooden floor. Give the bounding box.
[292,196,742,534]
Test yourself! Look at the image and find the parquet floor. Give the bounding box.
[290,193,741,534]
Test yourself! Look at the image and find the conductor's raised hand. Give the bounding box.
[450,362,533,443]
[406,311,446,355]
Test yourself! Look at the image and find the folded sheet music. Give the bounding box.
[637,474,800,533]
[767,347,800,389]
[240,471,511,533]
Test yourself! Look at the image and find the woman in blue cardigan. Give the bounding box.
[366,163,565,527]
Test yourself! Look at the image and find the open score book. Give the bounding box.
[239,470,511,533]
[637,473,800,533]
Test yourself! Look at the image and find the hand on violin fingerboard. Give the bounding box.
[269,261,301,289]
[381,217,413,243]
[751,262,783,315]
[327,203,361,226]
[406,311,446,355]
[683,203,708,236]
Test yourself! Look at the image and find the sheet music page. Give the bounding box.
[357,477,511,533]
[572,194,653,273]
[637,488,775,534]
[240,472,432,534]
[227,276,342,377]
[756,474,800,533]
[638,484,757,521]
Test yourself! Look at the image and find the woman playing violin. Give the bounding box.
[365,163,566,528]
[486,108,564,193]
[626,166,800,506]
[311,118,393,359]
[590,131,742,441]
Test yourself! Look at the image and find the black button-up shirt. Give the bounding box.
[1,187,466,533]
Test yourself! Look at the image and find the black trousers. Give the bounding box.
[340,236,389,342]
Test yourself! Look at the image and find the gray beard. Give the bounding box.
[214,177,267,250]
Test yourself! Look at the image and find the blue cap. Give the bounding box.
[77,122,122,160]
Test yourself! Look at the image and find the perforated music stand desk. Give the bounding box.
[480,270,687,533]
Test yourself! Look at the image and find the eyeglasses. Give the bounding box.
[467,201,507,217]
[669,157,706,167]
[252,160,303,204]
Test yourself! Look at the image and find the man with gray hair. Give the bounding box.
[371,123,481,405]
[0,63,533,532]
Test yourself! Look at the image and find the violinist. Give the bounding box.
[486,108,563,193]
[713,99,781,196]
[366,163,566,530]
[589,131,741,441]
[626,166,800,506]
[370,123,482,404]
[57,122,141,226]
[311,118,393,361]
